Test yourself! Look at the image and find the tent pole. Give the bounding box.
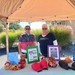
[6,18,9,60]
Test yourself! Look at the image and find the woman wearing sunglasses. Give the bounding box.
[18,25,36,57]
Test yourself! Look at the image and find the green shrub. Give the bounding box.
[50,25,72,47]
[0,32,17,48]
[31,30,42,41]
[0,25,72,48]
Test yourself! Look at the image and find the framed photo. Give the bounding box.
[27,46,39,64]
[48,45,60,60]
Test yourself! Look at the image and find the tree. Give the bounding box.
[0,20,6,27]
[0,24,4,32]
[9,22,22,30]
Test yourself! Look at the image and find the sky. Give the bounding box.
[19,22,46,30]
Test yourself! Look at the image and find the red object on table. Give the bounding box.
[31,62,42,72]
[40,58,48,70]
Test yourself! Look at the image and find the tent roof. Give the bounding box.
[0,0,75,22]
[0,0,24,20]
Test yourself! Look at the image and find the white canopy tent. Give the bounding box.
[8,0,75,22]
[0,0,75,60]
[0,0,75,22]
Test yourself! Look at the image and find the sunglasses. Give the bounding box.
[42,28,47,30]
[25,28,30,30]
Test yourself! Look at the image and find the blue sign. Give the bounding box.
[8,52,19,65]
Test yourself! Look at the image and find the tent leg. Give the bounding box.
[6,20,9,60]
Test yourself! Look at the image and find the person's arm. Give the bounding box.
[18,34,22,55]
[37,35,42,55]
[18,42,22,54]
[38,42,42,55]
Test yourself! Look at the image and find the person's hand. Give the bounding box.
[39,53,42,56]
[20,53,26,58]
[19,52,22,57]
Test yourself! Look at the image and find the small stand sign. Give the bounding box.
[48,45,60,60]
[27,46,39,64]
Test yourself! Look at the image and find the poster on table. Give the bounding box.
[27,46,39,64]
[8,52,19,65]
[48,45,60,60]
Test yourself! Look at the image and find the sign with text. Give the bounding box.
[27,46,39,64]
